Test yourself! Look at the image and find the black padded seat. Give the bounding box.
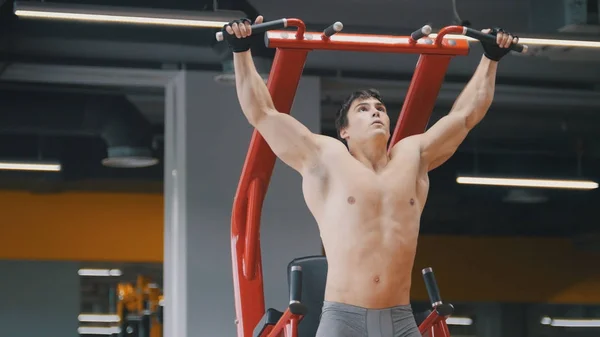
[287,256,328,337]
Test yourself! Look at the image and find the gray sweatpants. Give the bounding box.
[315,301,421,337]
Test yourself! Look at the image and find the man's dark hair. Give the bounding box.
[334,88,384,138]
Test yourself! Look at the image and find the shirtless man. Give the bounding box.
[222,16,518,337]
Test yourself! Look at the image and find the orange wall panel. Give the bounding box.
[1,190,599,304]
[0,191,164,262]
[410,236,600,304]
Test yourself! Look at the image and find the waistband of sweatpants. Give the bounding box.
[322,301,413,314]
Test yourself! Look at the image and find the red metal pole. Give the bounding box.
[418,310,452,337]
[419,310,442,335]
[388,55,453,150]
[431,320,451,337]
[287,317,299,337]
[231,48,309,337]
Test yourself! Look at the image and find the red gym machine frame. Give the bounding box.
[230,18,473,337]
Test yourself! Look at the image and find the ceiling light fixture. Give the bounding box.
[13,1,245,28]
[446,316,473,326]
[456,176,598,190]
[541,316,600,328]
[0,160,61,172]
[78,268,123,277]
[77,326,121,335]
[78,314,120,323]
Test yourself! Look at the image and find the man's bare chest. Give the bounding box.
[329,164,420,205]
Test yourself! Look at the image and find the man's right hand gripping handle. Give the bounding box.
[221,16,265,53]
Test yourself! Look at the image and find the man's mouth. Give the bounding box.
[372,121,383,126]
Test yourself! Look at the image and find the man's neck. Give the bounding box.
[349,140,389,172]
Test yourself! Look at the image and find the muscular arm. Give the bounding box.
[234,51,321,173]
[418,56,498,171]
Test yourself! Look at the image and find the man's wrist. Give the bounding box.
[481,54,499,65]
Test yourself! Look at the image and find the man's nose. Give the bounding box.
[372,109,380,117]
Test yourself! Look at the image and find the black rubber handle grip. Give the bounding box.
[422,267,442,307]
[139,314,151,337]
[156,304,164,324]
[215,18,287,42]
[289,265,302,303]
[464,27,526,53]
[323,21,343,37]
[411,25,432,41]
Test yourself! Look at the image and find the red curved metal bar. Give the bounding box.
[232,22,471,337]
[243,179,264,279]
[284,18,306,39]
[435,25,467,46]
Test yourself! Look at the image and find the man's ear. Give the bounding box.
[339,127,349,141]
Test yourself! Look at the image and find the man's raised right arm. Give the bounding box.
[233,50,322,173]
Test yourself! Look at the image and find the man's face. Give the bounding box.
[339,97,390,144]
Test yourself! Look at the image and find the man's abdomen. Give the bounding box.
[321,219,419,309]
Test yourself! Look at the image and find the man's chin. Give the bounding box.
[370,129,390,136]
[367,131,390,142]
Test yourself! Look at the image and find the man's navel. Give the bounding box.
[409,198,415,206]
[347,196,356,205]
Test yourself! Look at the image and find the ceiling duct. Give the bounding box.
[0,90,158,168]
[559,0,600,32]
[86,95,158,168]
[526,0,600,61]
[529,0,599,33]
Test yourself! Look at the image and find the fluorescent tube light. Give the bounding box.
[541,316,600,328]
[0,161,61,172]
[430,33,600,49]
[446,316,473,326]
[14,1,245,28]
[78,314,120,323]
[77,326,121,335]
[78,268,122,277]
[456,176,598,190]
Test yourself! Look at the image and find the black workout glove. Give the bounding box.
[481,27,517,62]
[221,18,254,53]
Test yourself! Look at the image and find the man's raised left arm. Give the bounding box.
[417,28,518,171]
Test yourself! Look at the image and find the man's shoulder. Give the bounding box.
[308,135,349,166]
[315,134,348,152]
[390,134,424,154]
